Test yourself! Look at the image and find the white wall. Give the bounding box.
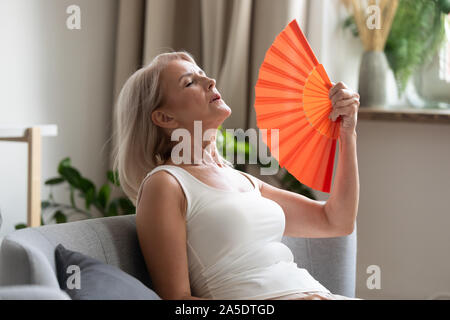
[311,0,450,299]
[0,0,118,240]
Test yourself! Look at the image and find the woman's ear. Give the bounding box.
[151,109,177,129]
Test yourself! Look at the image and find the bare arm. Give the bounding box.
[136,171,212,300]
[256,178,345,238]
[252,133,359,238]
[323,132,359,236]
[324,82,360,234]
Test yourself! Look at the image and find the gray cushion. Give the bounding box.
[55,244,160,300]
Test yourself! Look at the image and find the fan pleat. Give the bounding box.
[255,101,301,117]
[256,79,302,93]
[265,112,304,131]
[256,89,301,100]
[314,114,333,136]
[287,20,319,66]
[255,81,302,99]
[304,101,330,117]
[279,124,317,169]
[255,97,302,104]
[279,32,315,71]
[305,80,329,95]
[265,50,309,80]
[310,70,326,85]
[304,87,328,98]
[269,115,310,152]
[274,30,315,74]
[269,46,310,79]
[256,108,301,123]
[290,133,324,176]
[260,62,306,86]
[284,25,316,68]
[277,26,314,67]
[290,135,332,191]
[308,79,328,94]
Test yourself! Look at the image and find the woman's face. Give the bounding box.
[153,59,231,134]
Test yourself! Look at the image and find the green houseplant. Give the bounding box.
[15,125,316,229]
[15,157,134,229]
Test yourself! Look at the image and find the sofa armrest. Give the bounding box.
[0,285,71,300]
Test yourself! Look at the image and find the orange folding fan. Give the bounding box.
[254,19,340,193]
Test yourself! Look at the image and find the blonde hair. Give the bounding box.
[112,50,233,206]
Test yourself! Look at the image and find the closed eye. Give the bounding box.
[186,81,193,87]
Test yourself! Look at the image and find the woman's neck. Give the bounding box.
[163,140,225,169]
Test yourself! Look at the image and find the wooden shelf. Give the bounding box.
[358,107,450,124]
[0,124,58,228]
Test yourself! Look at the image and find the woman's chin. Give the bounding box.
[211,101,231,116]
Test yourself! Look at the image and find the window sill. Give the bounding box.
[358,107,450,124]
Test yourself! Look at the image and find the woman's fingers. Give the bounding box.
[333,97,360,108]
[329,102,359,122]
[328,81,348,98]
[331,89,358,105]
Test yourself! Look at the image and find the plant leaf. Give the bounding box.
[59,166,82,189]
[85,188,96,210]
[53,210,67,224]
[58,157,71,172]
[15,223,27,230]
[107,170,120,187]
[106,199,118,217]
[45,177,65,185]
[79,177,96,194]
[98,184,111,210]
[118,197,135,215]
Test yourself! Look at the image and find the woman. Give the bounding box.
[113,51,360,300]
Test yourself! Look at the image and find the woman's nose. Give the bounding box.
[206,77,216,90]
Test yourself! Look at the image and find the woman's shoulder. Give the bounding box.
[143,168,183,193]
[137,167,185,208]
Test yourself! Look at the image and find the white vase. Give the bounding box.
[358,50,398,109]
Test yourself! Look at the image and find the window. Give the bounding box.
[414,14,450,107]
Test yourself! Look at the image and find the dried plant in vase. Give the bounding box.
[343,0,399,108]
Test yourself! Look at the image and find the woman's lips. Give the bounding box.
[210,93,221,103]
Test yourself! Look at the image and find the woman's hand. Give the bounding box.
[328,82,360,138]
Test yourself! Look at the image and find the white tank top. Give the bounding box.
[137,165,330,299]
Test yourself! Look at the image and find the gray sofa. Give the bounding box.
[0,214,357,299]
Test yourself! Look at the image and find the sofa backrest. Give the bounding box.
[0,215,152,289]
